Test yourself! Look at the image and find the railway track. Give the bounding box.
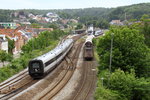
[0,79,38,100]
[6,40,84,100]
[0,36,84,99]
[0,73,29,94]
[39,58,74,100]
[39,42,84,100]
[0,69,29,94]
[0,69,28,87]
[0,69,39,99]
[72,61,96,100]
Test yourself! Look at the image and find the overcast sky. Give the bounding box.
[0,0,150,9]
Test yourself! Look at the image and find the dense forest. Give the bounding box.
[0,3,150,23]
[0,10,13,22]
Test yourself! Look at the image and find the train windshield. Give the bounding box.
[85,42,92,47]
[32,62,40,68]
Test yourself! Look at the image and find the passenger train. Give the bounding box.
[28,39,74,78]
[83,35,94,60]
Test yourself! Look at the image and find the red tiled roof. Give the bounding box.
[0,29,22,38]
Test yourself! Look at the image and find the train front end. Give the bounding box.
[84,35,94,61]
[84,41,93,60]
[28,60,44,78]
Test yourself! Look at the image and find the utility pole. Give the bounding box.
[108,33,114,87]
[109,33,114,74]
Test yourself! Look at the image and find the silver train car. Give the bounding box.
[28,39,74,78]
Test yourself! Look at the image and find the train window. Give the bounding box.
[45,57,56,67]
[32,62,40,68]
[56,53,63,59]
[85,42,92,47]
[45,51,65,67]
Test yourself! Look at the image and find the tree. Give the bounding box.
[132,78,150,100]
[96,19,109,29]
[58,12,72,19]
[21,30,68,53]
[0,50,9,66]
[48,24,58,30]
[104,69,150,100]
[29,19,38,24]
[107,69,136,99]
[97,26,150,77]
[139,14,150,47]
[31,23,40,28]
[140,14,150,22]
[6,37,15,54]
[75,23,83,30]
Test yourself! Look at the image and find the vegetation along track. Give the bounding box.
[0,69,27,87]
[0,69,29,94]
[39,42,84,100]
[72,61,96,100]
[0,69,39,99]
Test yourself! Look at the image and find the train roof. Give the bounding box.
[34,38,73,61]
[85,35,94,43]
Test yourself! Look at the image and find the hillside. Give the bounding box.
[0,3,150,23]
[108,3,150,20]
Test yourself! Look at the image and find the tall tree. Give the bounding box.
[0,50,9,66]
[31,23,40,28]
[75,23,83,30]
[140,14,150,47]
[6,37,15,54]
[97,26,150,77]
[49,24,58,30]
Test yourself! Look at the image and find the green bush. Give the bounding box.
[95,78,121,100]
[132,78,150,100]
[107,69,136,99]
[96,69,150,100]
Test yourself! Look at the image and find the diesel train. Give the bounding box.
[83,35,94,60]
[28,39,74,78]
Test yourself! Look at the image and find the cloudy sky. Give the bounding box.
[0,0,150,9]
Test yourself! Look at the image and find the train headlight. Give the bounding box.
[34,68,39,72]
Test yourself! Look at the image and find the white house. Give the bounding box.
[0,35,8,53]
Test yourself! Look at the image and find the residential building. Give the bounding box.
[28,13,35,19]
[61,19,69,25]
[46,12,58,18]
[0,26,53,54]
[0,22,17,29]
[0,29,26,54]
[110,20,123,25]
[28,28,53,35]
[70,19,78,23]
[0,35,8,53]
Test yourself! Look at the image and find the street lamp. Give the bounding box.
[101,77,104,87]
